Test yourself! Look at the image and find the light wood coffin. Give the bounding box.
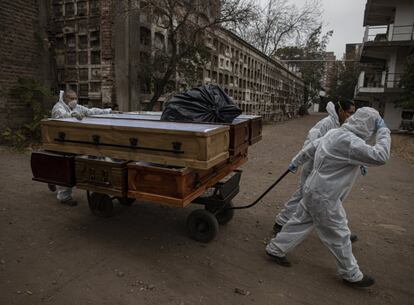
[41,118,229,170]
[91,113,250,157]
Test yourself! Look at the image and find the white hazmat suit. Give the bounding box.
[275,101,340,226]
[266,107,391,282]
[51,91,112,202]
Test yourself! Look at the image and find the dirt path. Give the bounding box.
[0,114,413,305]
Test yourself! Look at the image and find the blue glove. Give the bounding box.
[376,118,387,130]
[360,165,368,176]
[288,162,298,173]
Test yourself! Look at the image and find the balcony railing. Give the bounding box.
[356,71,404,95]
[363,24,414,43]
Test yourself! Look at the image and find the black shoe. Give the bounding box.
[266,251,292,267]
[350,234,358,243]
[60,198,78,206]
[48,184,57,192]
[343,275,375,288]
[273,223,283,234]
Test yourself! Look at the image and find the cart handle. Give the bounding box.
[227,169,291,210]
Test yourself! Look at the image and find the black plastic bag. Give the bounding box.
[161,84,242,123]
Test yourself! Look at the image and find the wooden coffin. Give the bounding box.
[236,115,262,145]
[91,113,250,157]
[75,155,128,197]
[122,112,262,145]
[31,150,76,187]
[41,118,229,170]
[127,156,247,207]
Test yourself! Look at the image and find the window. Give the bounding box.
[78,35,88,49]
[77,1,87,16]
[65,3,75,16]
[140,27,151,46]
[90,0,100,15]
[90,31,100,48]
[91,51,100,64]
[402,111,414,120]
[79,84,89,97]
[79,69,89,81]
[91,68,101,80]
[66,52,76,65]
[78,51,88,65]
[154,32,164,50]
[66,34,76,48]
[90,82,101,92]
[53,4,63,18]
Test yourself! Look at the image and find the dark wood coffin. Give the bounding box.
[75,155,128,197]
[236,115,263,145]
[127,156,247,207]
[31,150,76,187]
[91,113,250,157]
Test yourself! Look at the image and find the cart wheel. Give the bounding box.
[87,192,114,217]
[48,184,57,193]
[117,197,135,206]
[206,201,235,225]
[187,209,219,243]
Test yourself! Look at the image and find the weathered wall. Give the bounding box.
[0,0,54,132]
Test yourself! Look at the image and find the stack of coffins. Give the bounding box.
[32,83,262,206]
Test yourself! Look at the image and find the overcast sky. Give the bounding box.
[258,0,367,58]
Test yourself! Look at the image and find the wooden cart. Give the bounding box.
[32,151,245,242]
[32,115,262,242]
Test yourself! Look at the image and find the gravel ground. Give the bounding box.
[0,113,413,305]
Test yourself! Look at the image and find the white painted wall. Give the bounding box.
[393,0,414,41]
[384,102,403,130]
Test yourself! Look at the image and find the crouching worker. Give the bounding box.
[265,107,391,288]
[50,89,112,206]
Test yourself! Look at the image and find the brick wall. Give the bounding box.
[0,0,52,132]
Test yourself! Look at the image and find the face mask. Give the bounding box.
[68,100,78,109]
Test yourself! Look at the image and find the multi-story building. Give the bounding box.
[354,0,414,131]
[322,51,337,93]
[1,0,304,133]
[49,0,304,120]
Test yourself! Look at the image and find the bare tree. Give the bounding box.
[233,0,322,56]
[132,0,255,110]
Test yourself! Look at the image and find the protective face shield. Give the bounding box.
[68,99,78,110]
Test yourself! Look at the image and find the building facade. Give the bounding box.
[354,0,414,131]
[1,0,305,132]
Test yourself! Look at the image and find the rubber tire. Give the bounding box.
[187,209,219,243]
[48,184,57,192]
[205,201,235,225]
[88,192,114,217]
[117,197,135,206]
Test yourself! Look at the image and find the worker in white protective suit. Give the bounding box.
[266,107,391,288]
[49,89,112,206]
[273,99,360,241]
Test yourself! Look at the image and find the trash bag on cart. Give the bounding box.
[161,84,242,123]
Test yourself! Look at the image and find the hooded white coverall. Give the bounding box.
[275,101,340,226]
[266,107,391,282]
[51,91,112,202]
